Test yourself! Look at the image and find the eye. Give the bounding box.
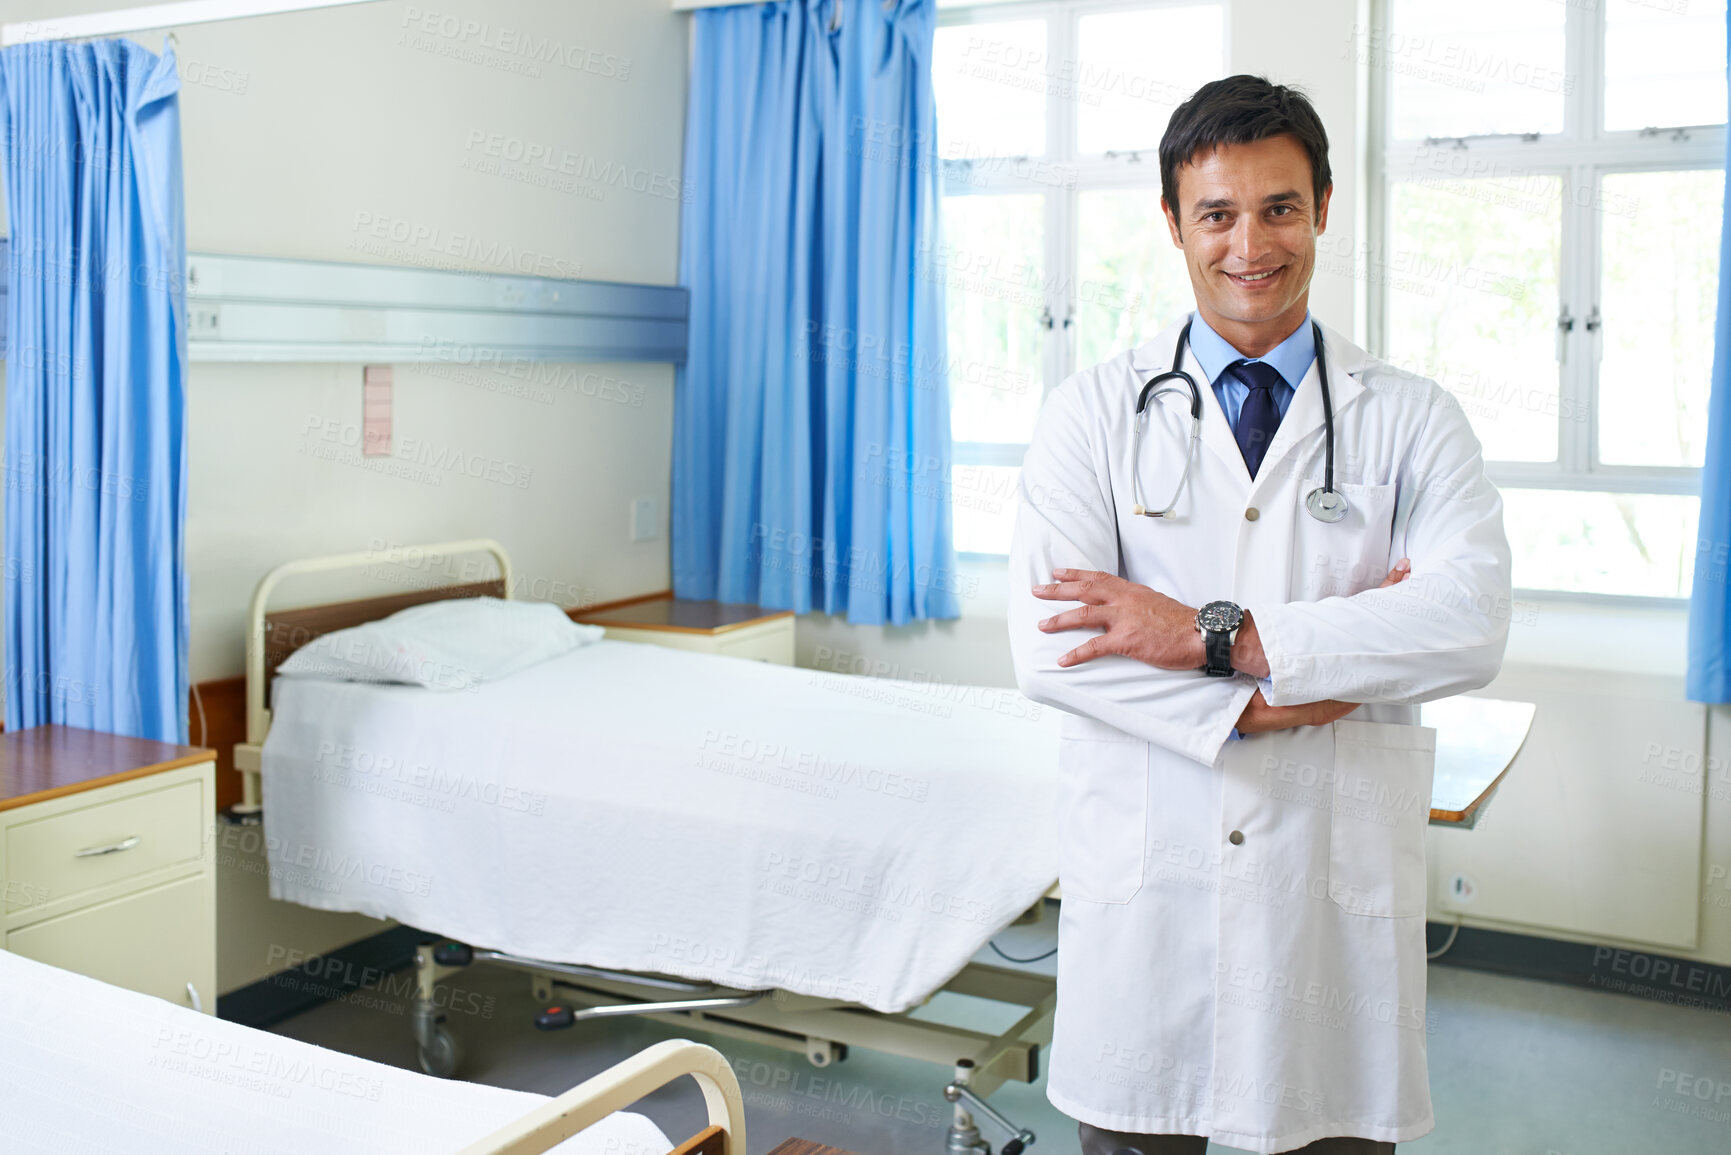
[1204,211,1227,223]
[1270,204,1294,217]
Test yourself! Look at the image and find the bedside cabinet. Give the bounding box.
[1,725,217,1014]
[574,595,795,665]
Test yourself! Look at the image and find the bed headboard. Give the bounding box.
[261,578,505,705]
[231,538,512,816]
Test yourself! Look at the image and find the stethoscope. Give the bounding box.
[1129,319,1348,524]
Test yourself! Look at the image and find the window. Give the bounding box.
[1371,0,1727,600]
[934,0,1227,554]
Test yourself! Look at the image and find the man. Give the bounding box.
[1008,75,1512,1154]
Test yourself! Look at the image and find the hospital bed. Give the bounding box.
[1,945,743,1155]
[232,539,1061,1155]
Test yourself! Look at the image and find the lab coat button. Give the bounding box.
[1244,508,1260,521]
[1228,830,1245,845]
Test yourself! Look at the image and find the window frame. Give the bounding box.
[1367,0,1725,605]
[938,0,1233,556]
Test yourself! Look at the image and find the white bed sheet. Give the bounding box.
[262,640,1060,1013]
[0,948,671,1155]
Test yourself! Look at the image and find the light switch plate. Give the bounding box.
[630,497,658,542]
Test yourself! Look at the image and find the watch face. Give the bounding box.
[1197,600,1244,633]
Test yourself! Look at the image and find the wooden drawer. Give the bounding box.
[4,779,204,914]
[7,871,215,1012]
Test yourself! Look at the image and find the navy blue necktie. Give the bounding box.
[1228,359,1284,479]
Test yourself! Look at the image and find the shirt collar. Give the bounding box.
[1186,310,1316,391]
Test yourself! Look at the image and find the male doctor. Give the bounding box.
[1008,76,1512,1154]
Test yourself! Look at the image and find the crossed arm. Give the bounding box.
[1031,562,1411,735]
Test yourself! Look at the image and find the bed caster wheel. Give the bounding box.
[531,977,553,1003]
[416,1026,461,1078]
[804,1039,845,1067]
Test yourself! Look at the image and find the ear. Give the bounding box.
[1162,196,1184,247]
[1315,182,1334,236]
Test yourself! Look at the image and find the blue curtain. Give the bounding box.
[0,40,189,741]
[1689,9,1731,700]
[674,0,958,626]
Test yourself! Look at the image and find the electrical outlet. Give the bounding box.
[630,497,658,542]
[1447,873,1478,906]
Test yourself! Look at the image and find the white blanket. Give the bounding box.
[262,640,1060,1013]
[0,948,670,1155]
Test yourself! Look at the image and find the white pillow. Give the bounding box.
[275,597,604,691]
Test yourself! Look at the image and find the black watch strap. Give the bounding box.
[1204,629,1234,677]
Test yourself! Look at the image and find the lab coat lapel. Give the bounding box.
[1129,321,1254,488]
[1253,321,1367,495]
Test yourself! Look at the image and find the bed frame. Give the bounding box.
[464,1037,745,1155]
[234,539,1053,1155]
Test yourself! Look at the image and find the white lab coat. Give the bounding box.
[1009,316,1511,1153]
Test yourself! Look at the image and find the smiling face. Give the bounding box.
[1161,133,1332,358]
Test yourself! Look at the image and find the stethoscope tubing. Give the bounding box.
[1130,318,1342,523]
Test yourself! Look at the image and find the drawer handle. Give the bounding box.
[74,835,141,858]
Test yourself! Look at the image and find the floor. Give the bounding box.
[267,918,1731,1155]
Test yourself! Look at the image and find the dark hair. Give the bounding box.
[1159,75,1331,228]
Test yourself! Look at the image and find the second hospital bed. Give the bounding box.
[233,540,1062,1155]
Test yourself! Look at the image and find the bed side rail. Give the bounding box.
[456,1038,746,1155]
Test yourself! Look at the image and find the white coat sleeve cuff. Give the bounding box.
[1252,604,1315,708]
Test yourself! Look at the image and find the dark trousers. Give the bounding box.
[1079,1120,1395,1154]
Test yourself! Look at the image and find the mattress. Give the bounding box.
[0,948,672,1155]
[262,640,1061,1013]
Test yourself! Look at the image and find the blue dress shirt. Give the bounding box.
[1186,311,1316,437]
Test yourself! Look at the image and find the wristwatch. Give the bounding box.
[1195,600,1244,678]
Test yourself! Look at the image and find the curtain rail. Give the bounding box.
[2,0,381,47]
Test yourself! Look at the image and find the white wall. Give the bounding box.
[2,0,690,991]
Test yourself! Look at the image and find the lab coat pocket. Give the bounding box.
[1293,478,1399,599]
[1057,722,1148,905]
[1327,719,1435,919]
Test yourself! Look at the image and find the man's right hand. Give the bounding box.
[1233,559,1411,735]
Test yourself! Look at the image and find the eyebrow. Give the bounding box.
[1191,189,1307,214]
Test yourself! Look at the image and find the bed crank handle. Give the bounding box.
[944,1063,1035,1154]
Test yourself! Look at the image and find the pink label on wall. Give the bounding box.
[363,365,392,457]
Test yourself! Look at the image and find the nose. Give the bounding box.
[1231,211,1273,265]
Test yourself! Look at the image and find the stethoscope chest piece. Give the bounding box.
[1305,486,1349,524]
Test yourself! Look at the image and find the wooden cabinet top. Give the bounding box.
[766,1142,865,1155]
[0,725,214,813]
[573,594,793,635]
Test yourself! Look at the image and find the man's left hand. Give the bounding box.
[1032,569,1204,670]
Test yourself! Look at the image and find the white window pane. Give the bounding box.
[940,193,1047,443]
[951,464,1020,554]
[1075,6,1224,156]
[1503,489,1697,597]
[1598,169,1722,467]
[934,20,1047,160]
[1075,188,1193,370]
[1385,177,1562,463]
[1605,0,1728,132]
[1384,0,1565,139]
